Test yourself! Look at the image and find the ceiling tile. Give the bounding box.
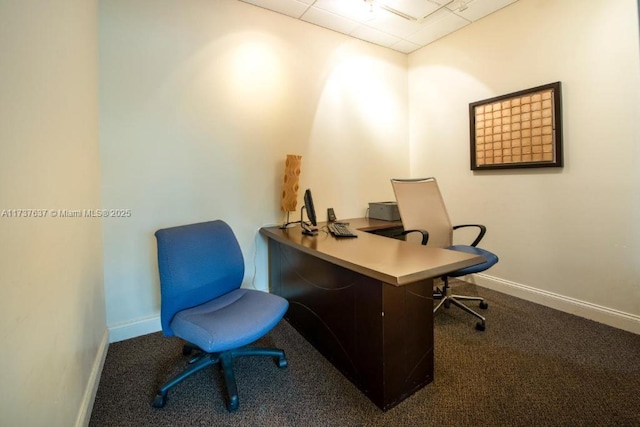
[351,24,402,48]
[301,6,360,36]
[364,7,426,38]
[383,0,449,19]
[449,0,519,22]
[445,0,477,13]
[237,0,522,54]
[390,39,422,54]
[313,0,375,23]
[406,8,469,45]
[239,0,310,19]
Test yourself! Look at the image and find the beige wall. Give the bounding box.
[100,0,640,339]
[0,1,107,426]
[408,0,640,331]
[99,0,409,340]
[2,0,636,423]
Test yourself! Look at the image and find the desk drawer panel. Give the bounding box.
[271,242,384,387]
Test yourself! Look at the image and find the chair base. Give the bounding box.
[152,344,288,411]
[434,279,488,331]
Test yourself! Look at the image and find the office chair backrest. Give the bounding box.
[155,220,245,336]
[391,178,453,248]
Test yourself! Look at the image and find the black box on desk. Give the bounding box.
[368,202,400,221]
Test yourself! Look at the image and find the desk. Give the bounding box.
[260,218,484,410]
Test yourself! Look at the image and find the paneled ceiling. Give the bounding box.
[239,0,520,54]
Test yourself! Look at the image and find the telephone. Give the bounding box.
[327,208,337,222]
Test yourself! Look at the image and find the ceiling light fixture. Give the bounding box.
[364,0,378,16]
[365,0,455,23]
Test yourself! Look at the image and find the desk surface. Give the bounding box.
[260,217,484,286]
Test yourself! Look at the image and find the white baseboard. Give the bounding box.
[105,275,640,343]
[108,314,161,343]
[75,329,109,427]
[468,273,640,335]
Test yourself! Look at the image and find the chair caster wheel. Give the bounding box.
[444,300,451,309]
[152,393,167,408]
[475,322,485,331]
[277,357,288,368]
[479,301,488,309]
[227,395,239,411]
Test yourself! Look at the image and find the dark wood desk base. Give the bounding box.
[268,239,434,411]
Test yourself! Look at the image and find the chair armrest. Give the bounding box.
[400,229,429,245]
[453,224,487,247]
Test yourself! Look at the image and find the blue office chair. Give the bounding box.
[152,220,289,411]
[391,178,499,331]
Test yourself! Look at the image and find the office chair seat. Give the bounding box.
[171,288,288,353]
[447,245,499,276]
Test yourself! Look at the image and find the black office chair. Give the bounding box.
[391,178,499,331]
[152,220,289,411]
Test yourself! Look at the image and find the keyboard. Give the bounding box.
[328,222,358,238]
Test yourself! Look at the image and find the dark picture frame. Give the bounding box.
[469,82,563,170]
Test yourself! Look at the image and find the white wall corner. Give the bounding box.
[467,273,640,335]
[108,315,161,343]
[75,329,109,427]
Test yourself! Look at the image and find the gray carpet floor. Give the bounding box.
[89,281,640,426]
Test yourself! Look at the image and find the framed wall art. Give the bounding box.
[469,82,563,170]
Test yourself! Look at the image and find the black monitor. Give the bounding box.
[301,189,318,235]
